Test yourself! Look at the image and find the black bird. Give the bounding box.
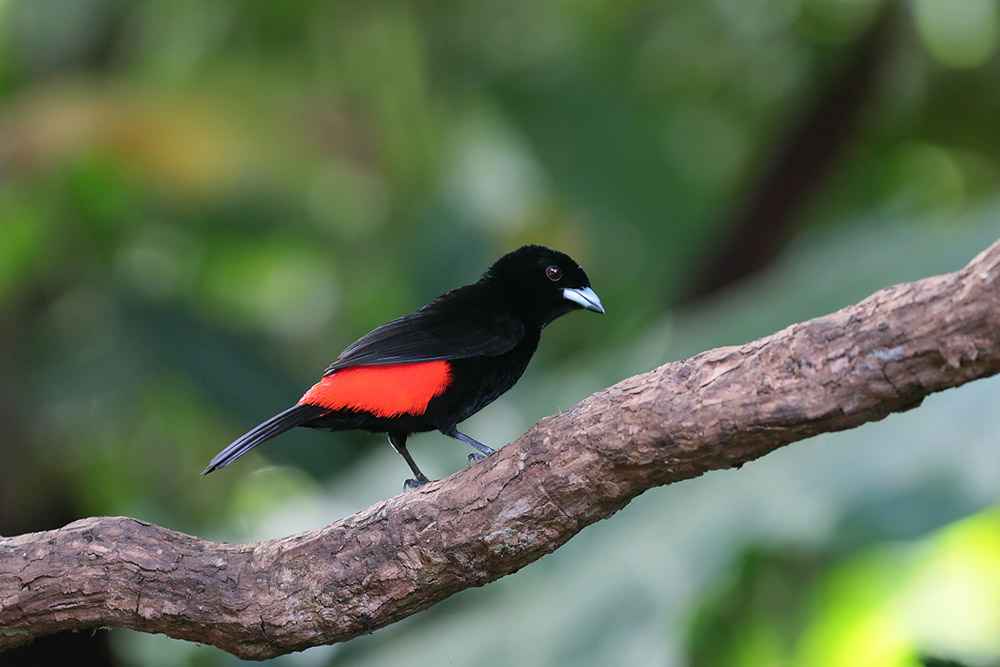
[203,245,604,488]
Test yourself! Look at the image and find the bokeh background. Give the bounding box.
[3,1,1000,665]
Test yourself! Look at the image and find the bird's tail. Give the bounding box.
[202,403,328,475]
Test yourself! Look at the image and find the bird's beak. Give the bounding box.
[562,286,605,314]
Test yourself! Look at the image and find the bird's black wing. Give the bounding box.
[325,285,524,373]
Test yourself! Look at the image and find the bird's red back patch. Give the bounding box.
[298,361,453,418]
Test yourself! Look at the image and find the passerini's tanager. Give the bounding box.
[202,245,604,488]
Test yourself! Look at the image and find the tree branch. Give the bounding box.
[4,238,1000,659]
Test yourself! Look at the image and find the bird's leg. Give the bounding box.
[387,432,430,490]
[440,425,495,466]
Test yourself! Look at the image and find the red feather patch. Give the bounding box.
[298,361,453,418]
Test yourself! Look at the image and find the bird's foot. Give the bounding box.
[403,474,431,491]
[466,453,486,467]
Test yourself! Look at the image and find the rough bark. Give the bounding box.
[3,238,1000,660]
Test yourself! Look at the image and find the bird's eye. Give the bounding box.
[546,265,563,281]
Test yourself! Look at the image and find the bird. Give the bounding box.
[202,245,604,489]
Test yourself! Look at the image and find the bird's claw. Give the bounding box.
[403,474,431,491]
[467,452,486,466]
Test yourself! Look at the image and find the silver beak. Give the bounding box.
[562,286,605,314]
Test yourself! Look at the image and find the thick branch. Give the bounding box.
[3,238,1000,659]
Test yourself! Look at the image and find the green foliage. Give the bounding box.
[2,1,1000,665]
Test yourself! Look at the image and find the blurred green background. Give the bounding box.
[2,0,1000,665]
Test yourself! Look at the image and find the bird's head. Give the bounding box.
[485,245,604,327]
